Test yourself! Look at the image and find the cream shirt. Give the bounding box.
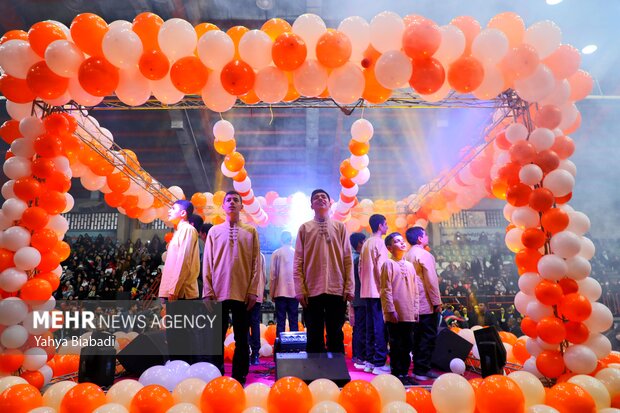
[158,220,200,299]
[294,218,354,298]
[359,235,388,298]
[404,245,442,315]
[202,220,261,302]
[381,258,420,322]
[270,245,296,298]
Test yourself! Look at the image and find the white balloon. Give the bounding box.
[503,203,515,221]
[369,11,404,53]
[0,297,28,325]
[584,303,614,334]
[254,66,287,104]
[543,169,574,197]
[374,50,412,89]
[22,347,47,371]
[158,18,197,61]
[519,164,544,186]
[93,403,130,413]
[351,167,370,185]
[565,256,591,280]
[524,20,562,59]
[0,324,28,348]
[1,180,16,200]
[0,40,41,79]
[529,128,555,151]
[430,373,475,413]
[350,154,369,170]
[0,376,28,394]
[19,116,45,139]
[558,159,577,177]
[370,374,406,406]
[505,122,528,143]
[102,27,143,69]
[449,358,466,375]
[522,357,544,378]
[515,64,556,103]
[435,25,466,65]
[2,198,28,221]
[238,30,273,70]
[338,16,370,58]
[596,368,620,398]
[577,277,602,301]
[327,62,364,104]
[151,73,184,105]
[505,227,524,253]
[518,273,541,296]
[537,254,567,281]
[292,14,327,59]
[351,119,374,142]
[68,77,104,106]
[508,371,545,408]
[3,226,31,251]
[46,214,69,238]
[13,246,41,271]
[3,156,32,180]
[233,178,252,194]
[526,300,554,322]
[550,231,582,258]
[568,375,611,410]
[197,31,235,71]
[201,71,236,113]
[220,162,237,178]
[584,333,612,359]
[116,69,151,107]
[511,206,540,229]
[213,120,235,141]
[293,59,328,97]
[563,344,597,374]
[471,28,509,64]
[566,211,590,236]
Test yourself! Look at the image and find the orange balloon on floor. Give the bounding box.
[200,376,246,413]
[546,382,596,413]
[0,383,42,413]
[406,387,436,413]
[338,380,382,413]
[60,382,106,413]
[130,384,174,413]
[476,375,524,413]
[267,376,313,413]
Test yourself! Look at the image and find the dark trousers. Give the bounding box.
[249,302,261,356]
[412,312,439,375]
[352,305,367,362]
[365,298,388,366]
[214,300,250,381]
[387,321,414,376]
[304,294,346,353]
[275,297,299,335]
[163,299,208,364]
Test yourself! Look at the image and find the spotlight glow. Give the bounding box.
[582,44,598,55]
[546,0,563,5]
[286,192,313,235]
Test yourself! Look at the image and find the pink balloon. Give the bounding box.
[449,16,481,54]
[544,44,580,80]
[487,12,525,48]
[568,70,593,101]
[501,44,539,81]
[534,105,562,129]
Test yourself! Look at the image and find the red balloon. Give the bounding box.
[529,187,554,212]
[78,57,119,97]
[19,278,53,302]
[534,149,560,173]
[521,227,546,249]
[170,56,208,94]
[506,183,532,207]
[535,279,564,306]
[509,140,537,165]
[31,229,59,253]
[0,74,37,103]
[220,60,255,96]
[448,56,484,93]
[515,248,542,274]
[38,190,67,215]
[541,208,569,234]
[409,57,445,94]
[13,177,42,202]
[20,206,49,231]
[0,120,22,144]
[26,61,69,100]
[28,21,67,57]
[139,49,170,80]
[565,321,589,344]
[32,157,57,178]
[558,277,579,295]
[34,134,63,158]
[536,350,565,378]
[521,317,538,338]
[403,20,441,59]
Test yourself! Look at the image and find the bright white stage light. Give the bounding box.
[286,192,313,235]
[582,44,598,55]
[546,0,563,5]
[256,0,274,10]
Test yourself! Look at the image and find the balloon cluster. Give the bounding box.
[0,11,593,111]
[332,119,373,222]
[212,120,267,225]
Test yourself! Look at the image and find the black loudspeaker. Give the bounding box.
[474,326,507,378]
[275,352,351,387]
[274,331,307,354]
[117,331,168,375]
[431,328,474,372]
[78,331,116,387]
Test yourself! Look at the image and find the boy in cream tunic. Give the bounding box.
[294,189,354,353]
[203,191,260,385]
[381,232,420,385]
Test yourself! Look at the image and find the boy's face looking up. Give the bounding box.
[388,235,407,254]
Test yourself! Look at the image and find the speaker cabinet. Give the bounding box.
[474,326,507,378]
[116,331,168,375]
[275,352,351,387]
[431,328,474,372]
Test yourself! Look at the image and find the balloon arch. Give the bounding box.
[0,9,618,413]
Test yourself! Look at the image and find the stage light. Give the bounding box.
[287,192,313,235]
[256,0,274,10]
[582,44,598,55]
[546,0,563,5]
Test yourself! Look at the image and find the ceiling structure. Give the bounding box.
[0,0,619,215]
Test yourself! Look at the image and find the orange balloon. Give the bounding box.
[529,187,554,212]
[405,387,436,413]
[35,272,61,291]
[515,248,541,274]
[20,206,49,231]
[20,370,44,389]
[107,173,131,193]
[546,382,596,413]
[536,350,565,378]
[130,384,174,413]
[132,12,164,52]
[448,56,484,93]
[224,151,245,172]
[0,248,14,272]
[487,12,525,48]
[505,183,531,207]
[37,251,61,273]
[558,277,579,295]
[28,21,66,57]
[26,61,69,100]
[170,56,208,94]
[534,149,560,173]
[0,30,29,44]
[551,135,575,160]
[349,139,370,156]
[61,135,83,162]
[491,178,508,200]
[283,73,300,102]
[232,168,248,182]
[195,22,219,39]
[213,191,226,206]
[521,317,538,338]
[104,192,124,208]
[338,380,381,413]
[45,170,71,192]
[20,278,53,302]
[565,321,589,344]
[536,316,566,344]
[476,375,524,413]
[409,57,445,95]
[60,382,106,413]
[32,157,57,179]
[14,177,42,202]
[272,32,307,71]
[0,383,42,413]
[0,74,37,103]
[403,20,441,59]
[214,139,236,155]
[0,349,24,373]
[498,331,518,346]
[512,339,530,364]
[78,57,119,97]
[363,67,391,104]
[239,89,260,104]
[200,376,246,413]
[139,49,170,81]
[220,60,255,96]
[267,377,313,413]
[227,26,249,59]
[316,30,352,68]
[541,208,569,234]
[54,240,71,261]
[340,176,355,188]
[38,190,67,215]
[535,279,564,306]
[70,13,109,57]
[450,16,481,56]
[191,192,207,208]
[340,159,359,179]
[264,324,276,345]
[34,134,63,158]
[501,44,539,81]
[558,293,592,322]
[30,229,58,253]
[262,18,292,41]
[0,120,22,144]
